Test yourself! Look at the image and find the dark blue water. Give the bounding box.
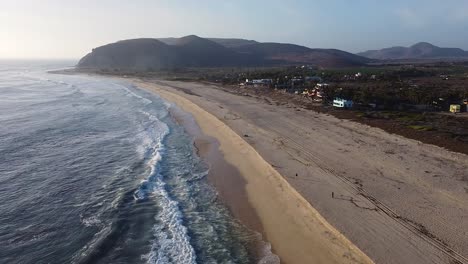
[0,61,276,264]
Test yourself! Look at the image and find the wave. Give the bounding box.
[115,83,153,105]
[133,111,197,264]
[135,110,169,159]
[145,176,197,264]
[257,242,281,264]
[73,187,143,264]
[80,215,103,228]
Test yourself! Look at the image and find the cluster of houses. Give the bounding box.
[241,76,323,88]
[240,78,355,109]
[342,72,371,81]
[301,83,326,102]
[239,76,466,113]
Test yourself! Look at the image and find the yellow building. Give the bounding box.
[450,104,461,113]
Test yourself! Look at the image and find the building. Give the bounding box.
[316,83,329,89]
[333,98,354,108]
[450,104,461,113]
[252,79,273,86]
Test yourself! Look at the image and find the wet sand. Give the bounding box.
[137,81,374,264]
[168,105,268,262]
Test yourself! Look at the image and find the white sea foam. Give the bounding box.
[116,83,153,105]
[146,176,197,264]
[110,188,124,209]
[257,242,281,264]
[80,215,102,228]
[161,100,172,109]
[134,111,196,264]
[134,110,171,159]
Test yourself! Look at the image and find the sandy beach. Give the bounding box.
[136,80,373,264]
[134,79,468,264]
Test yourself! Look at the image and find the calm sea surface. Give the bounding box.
[0,61,276,264]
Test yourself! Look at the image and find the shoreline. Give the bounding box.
[135,80,374,264]
[167,104,270,262]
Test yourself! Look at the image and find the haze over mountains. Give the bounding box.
[77,36,468,71]
[358,42,468,60]
[77,35,371,70]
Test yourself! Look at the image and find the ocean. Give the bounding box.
[0,61,274,264]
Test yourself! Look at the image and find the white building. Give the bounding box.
[333,98,353,108]
[316,83,329,88]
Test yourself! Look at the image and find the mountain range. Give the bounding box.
[358,42,468,60]
[77,35,371,70]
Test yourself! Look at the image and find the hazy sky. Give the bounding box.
[1,0,468,59]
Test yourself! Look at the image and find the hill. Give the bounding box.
[358,42,468,60]
[77,35,372,70]
[207,38,258,48]
[159,37,258,48]
[168,35,252,67]
[77,39,180,71]
[234,43,370,67]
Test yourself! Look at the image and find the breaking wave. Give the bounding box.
[133,110,197,264]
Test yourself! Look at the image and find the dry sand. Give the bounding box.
[135,79,468,264]
[136,81,373,264]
